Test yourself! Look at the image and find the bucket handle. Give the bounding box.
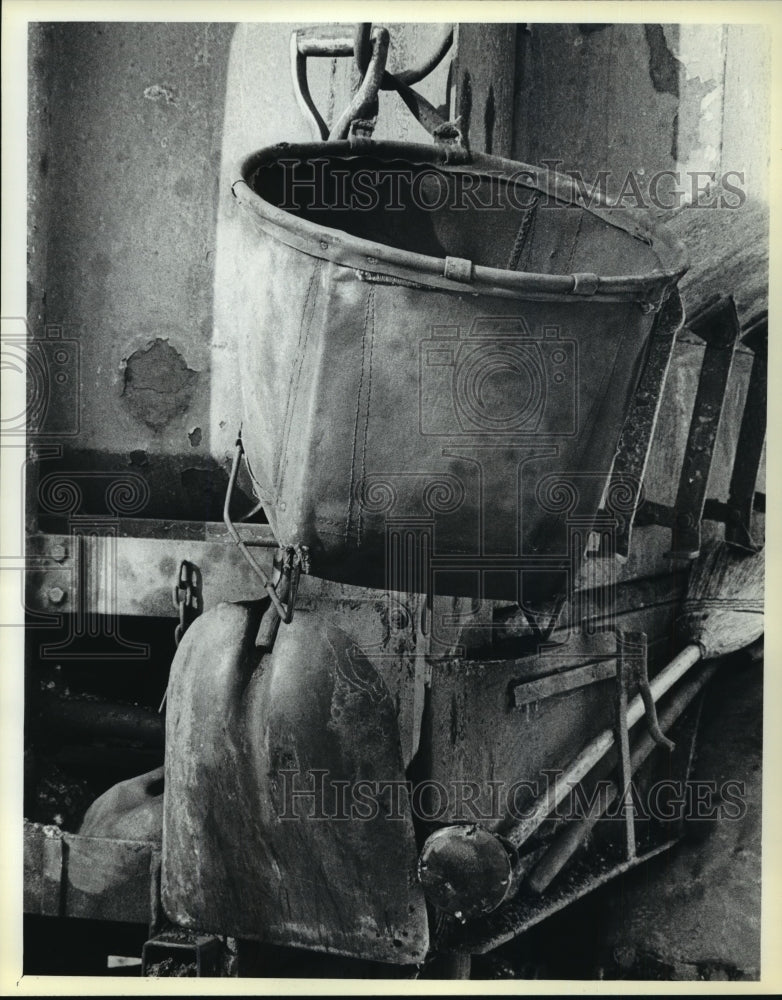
[291,22,465,156]
[222,433,302,624]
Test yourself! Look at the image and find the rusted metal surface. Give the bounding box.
[511,658,617,709]
[422,639,618,835]
[500,630,711,857]
[667,298,740,558]
[162,602,428,963]
[24,527,277,620]
[419,572,686,844]
[630,298,742,559]
[602,290,684,559]
[723,319,767,551]
[445,839,681,956]
[418,825,513,919]
[24,526,691,625]
[27,24,235,480]
[24,819,158,924]
[22,23,766,976]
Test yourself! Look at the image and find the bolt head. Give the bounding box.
[47,587,66,605]
[50,544,67,563]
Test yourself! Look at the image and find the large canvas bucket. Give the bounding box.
[229,140,687,606]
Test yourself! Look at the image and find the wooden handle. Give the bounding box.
[505,643,702,850]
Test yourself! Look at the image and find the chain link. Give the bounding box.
[172,560,202,648]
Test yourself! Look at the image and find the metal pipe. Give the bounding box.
[504,643,703,850]
[527,660,719,893]
[40,698,164,746]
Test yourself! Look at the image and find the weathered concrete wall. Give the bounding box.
[28,23,235,518]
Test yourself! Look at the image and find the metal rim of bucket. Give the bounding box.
[233,140,689,307]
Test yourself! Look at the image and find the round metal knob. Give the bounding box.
[417,824,513,920]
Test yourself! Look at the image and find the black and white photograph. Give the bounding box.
[1,1,779,989]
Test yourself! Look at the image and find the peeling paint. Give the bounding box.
[645,25,681,97]
[188,426,202,448]
[121,338,198,430]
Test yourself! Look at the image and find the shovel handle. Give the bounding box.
[505,643,702,850]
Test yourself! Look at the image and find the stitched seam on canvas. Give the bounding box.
[357,286,376,546]
[507,194,539,271]
[277,264,319,492]
[345,285,373,542]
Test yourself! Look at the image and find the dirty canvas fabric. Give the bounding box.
[227,141,687,608]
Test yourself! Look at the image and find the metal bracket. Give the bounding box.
[597,288,684,559]
[667,297,741,558]
[632,296,743,559]
[704,317,767,552]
